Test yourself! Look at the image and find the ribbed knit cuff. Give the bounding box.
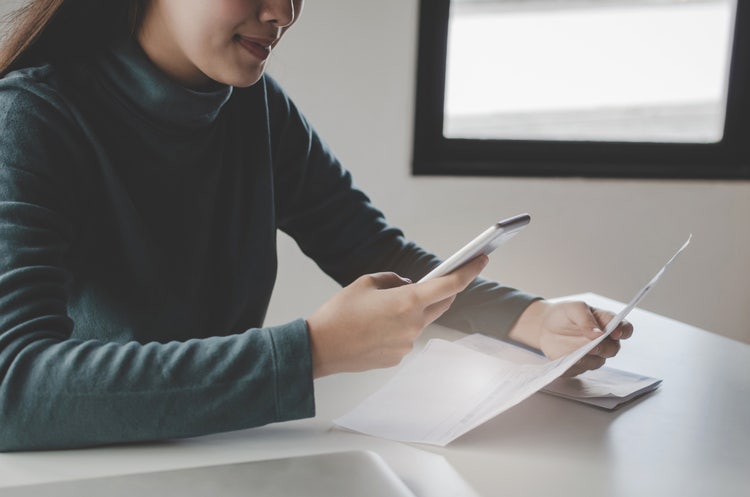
[266,319,316,422]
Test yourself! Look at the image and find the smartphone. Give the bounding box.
[418,213,530,283]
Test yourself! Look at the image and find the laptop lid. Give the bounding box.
[2,450,416,497]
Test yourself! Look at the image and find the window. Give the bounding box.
[413,0,750,178]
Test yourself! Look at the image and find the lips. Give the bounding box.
[236,36,273,61]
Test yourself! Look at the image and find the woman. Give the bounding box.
[0,0,631,451]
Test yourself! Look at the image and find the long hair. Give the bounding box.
[0,0,148,76]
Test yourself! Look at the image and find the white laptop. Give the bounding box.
[1,450,416,497]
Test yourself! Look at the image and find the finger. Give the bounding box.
[423,295,456,324]
[362,272,413,290]
[609,319,634,340]
[589,338,621,359]
[565,302,605,339]
[563,354,606,377]
[414,256,488,305]
[591,308,635,341]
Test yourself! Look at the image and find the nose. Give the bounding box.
[259,0,296,28]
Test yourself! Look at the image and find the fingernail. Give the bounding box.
[592,327,603,334]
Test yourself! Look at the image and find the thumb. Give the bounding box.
[364,272,413,290]
[573,303,605,340]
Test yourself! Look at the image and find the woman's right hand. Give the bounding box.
[306,255,488,378]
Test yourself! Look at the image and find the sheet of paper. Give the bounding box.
[335,236,690,446]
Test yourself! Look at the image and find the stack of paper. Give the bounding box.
[542,366,661,410]
[334,237,689,446]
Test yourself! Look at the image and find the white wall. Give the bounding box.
[266,0,750,344]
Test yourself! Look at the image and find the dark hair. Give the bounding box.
[0,0,148,76]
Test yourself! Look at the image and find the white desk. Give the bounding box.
[1,293,748,497]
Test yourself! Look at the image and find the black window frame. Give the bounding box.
[412,0,750,179]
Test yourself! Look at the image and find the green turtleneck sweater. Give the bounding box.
[0,39,537,451]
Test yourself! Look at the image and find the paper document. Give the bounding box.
[334,236,690,446]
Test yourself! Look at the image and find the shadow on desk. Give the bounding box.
[450,390,637,451]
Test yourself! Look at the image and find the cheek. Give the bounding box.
[174,5,236,55]
[179,0,247,38]
[215,0,255,25]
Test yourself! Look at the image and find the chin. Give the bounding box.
[215,68,266,88]
[233,76,265,88]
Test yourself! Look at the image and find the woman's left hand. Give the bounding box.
[508,300,633,377]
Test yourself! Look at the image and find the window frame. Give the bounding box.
[412,0,750,179]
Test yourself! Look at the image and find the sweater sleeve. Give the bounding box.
[265,77,541,339]
[0,79,314,452]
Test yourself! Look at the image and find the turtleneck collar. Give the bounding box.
[94,38,233,131]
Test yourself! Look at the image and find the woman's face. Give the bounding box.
[138,0,304,89]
